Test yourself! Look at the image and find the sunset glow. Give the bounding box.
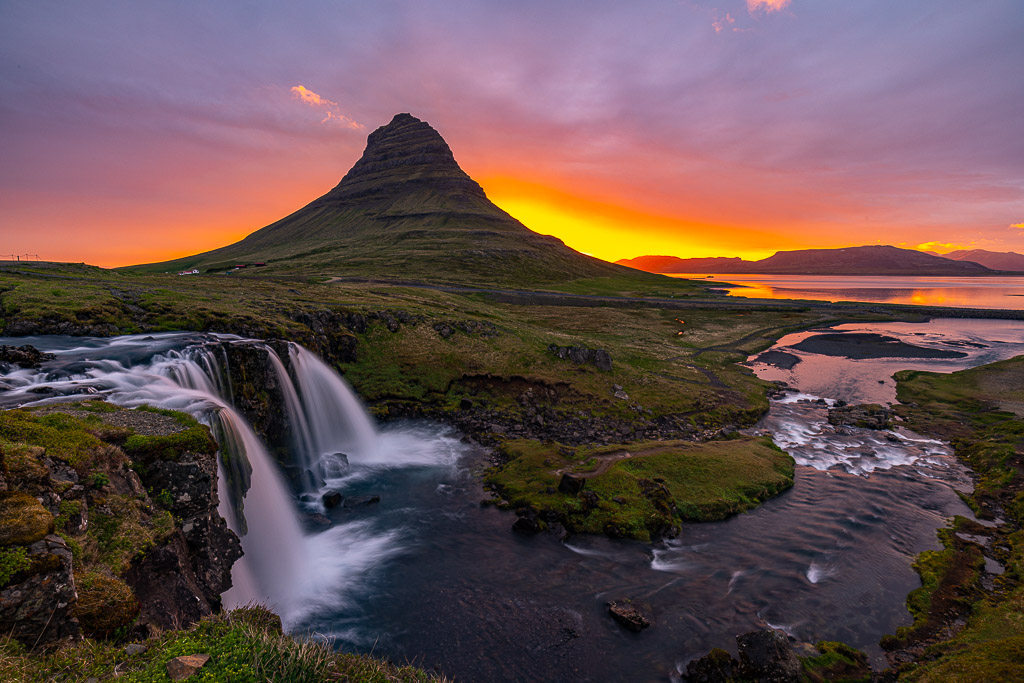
[1,1,1022,268]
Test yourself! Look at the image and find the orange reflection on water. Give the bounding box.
[667,274,1024,310]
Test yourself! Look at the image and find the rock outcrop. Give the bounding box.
[0,402,240,646]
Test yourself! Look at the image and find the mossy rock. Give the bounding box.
[73,570,139,638]
[0,443,49,486]
[800,641,872,682]
[0,491,54,545]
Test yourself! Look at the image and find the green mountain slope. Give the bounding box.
[128,114,641,287]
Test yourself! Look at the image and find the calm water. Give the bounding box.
[665,274,1024,309]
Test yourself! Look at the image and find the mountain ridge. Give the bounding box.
[618,245,997,276]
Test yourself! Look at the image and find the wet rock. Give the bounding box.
[322,489,343,508]
[828,403,892,430]
[320,452,350,479]
[736,628,801,682]
[125,532,216,633]
[0,344,55,368]
[166,653,211,681]
[558,473,586,495]
[0,534,80,646]
[547,344,613,371]
[512,507,543,535]
[607,599,652,632]
[684,648,736,682]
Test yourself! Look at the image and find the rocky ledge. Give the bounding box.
[0,401,240,646]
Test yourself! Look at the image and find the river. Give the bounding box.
[2,319,1023,681]
[665,274,1024,310]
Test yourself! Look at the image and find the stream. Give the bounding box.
[2,317,1023,681]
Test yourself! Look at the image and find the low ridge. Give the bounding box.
[130,114,632,286]
[619,245,995,276]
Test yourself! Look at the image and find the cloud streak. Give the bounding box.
[290,85,363,129]
[747,0,792,13]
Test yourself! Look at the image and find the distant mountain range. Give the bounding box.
[942,249,1024,271]
[618,245,1024,276]
[129,114,637,287]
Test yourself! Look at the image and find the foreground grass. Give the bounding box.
[486,436,794,541]
[885,356,1024,680]
[0,606,444,683]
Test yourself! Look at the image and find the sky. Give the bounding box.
[1,0,1023,267]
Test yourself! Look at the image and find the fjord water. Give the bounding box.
[668,273,1024,309]
[3,320,1023,681]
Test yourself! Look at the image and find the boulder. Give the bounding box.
[547,344,613,371]
[322,489,343,508]
[0,344,55,368]
[166,653,211,681]
[736,629,801,682]
[558,473,586,496]
[344,494,381,508]
[607,599,652,632]
[684,648,736,683]
[827,403,892,430]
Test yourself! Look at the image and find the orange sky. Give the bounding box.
[1,1,1022,268]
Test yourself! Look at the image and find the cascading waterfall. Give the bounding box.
[0,332,394,625]
[281,344,378,490]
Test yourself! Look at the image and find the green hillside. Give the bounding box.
[127,114,654,288]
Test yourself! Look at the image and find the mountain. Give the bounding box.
[129,114,632,286]
[943,249,1024,271]
[619,245,995,276]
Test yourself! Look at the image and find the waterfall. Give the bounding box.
[0,333,388,622]
[281,344,378,488]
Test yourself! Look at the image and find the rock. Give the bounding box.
[124,643,148,656]
[607,599,652,632]
[125,532,216,633]
[512,515,543,535]
[433,322,455,339]
[684,648,736,682]
[558,473,585,495]
[0,534,80,646]
[736,629,801,682]
[319,452,350,479]
[322,489,343,508]
[827,403,892,430]
[459,397,473,410]
[547,344,613,371]
[0,344,55,368]
[166,653,211,681]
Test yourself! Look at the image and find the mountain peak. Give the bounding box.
[321,112,485,204]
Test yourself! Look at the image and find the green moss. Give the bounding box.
[799,641,871,682]
[486,436,794,541]
[0,491,54,545]
[0,410,107,469]
[87,496,174,575]
[73,570,139,638]
[0,546,31,588]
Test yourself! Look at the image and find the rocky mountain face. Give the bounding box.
[944,248,1024,271]
[132,114,630,286]
[619,245,996,275]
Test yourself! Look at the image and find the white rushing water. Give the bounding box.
[0,332,462,627]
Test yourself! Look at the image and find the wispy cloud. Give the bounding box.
[712,11,736,33]
[1013,223,1024,230]
[747,0,792,14]
[290,85,363,129]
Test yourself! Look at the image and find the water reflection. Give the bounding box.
[665,274,1024,309]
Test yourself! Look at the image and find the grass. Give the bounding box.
[486,436,794,541]
[0,606,446,683]
[882,355,1024,680]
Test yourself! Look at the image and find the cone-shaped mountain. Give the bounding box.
[132,114,629,285]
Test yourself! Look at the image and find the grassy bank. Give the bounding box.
[884,356,1024,680]
[0,605,443,683]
